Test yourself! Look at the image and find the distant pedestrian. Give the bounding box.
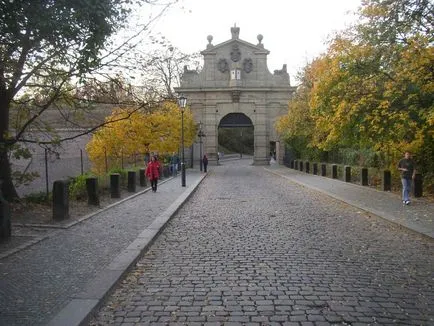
[146,155,161,192]
[202,154,208,173]
[398,151,416,205]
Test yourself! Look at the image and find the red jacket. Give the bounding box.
[145,161,160,180]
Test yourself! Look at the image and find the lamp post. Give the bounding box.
[178,94,187,187]
[198,122,206,172]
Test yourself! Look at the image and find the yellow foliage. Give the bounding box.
[86,101,197,174]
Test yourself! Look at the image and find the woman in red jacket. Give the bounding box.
[145,155,161,192]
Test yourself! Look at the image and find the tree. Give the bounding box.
[138,42,201,99]
[277,0,433,190]
[86,101,197,174]
[0,0,176,200]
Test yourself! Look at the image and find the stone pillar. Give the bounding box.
[139,168,147,187]
[382,170,391,191]
[414,173,423,197]
[110,173,121,198]
[53,180,69,220]
[0,184,11,240]
[86,177,99,206]
[361,168,368,186]
[305,161,310,174]
[127,171,136,193]
[313,163,318,175]
[332,164,338,179]
[321,164,327,177]
[253,113,269,165]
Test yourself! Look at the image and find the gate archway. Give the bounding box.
[218,113,254,160]
[175,26,295,166]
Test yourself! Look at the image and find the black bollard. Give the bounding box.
[290,160,294,169]
[361,168,368,186]
[53,180,69,220]
[139,168,147,187]
[0,183,11,240]
[344,166,351,182]
[110,173,121,198]
[127,171,136,193]
[299,161,303,172]
[295,160,298,170]
[305,161,310,174]
[313,163,318,175]
[414,173,423,197]
[321,163,327,177]
[164,166,169,178]
[382,170,391,191]
[332,164,338,179]
[86,177,99,206]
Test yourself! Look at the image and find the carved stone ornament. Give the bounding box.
[217,58,229,73]
[243,58,253,73]
[230,44,241,62]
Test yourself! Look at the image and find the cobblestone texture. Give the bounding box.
[0,175,200,326]
[90,160,434,326]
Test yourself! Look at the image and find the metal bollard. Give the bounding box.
[414,173,423,197]
[127,171,136,193]
[305,161,310,174]
[344,166,351,182]
[53,180,69,220]
[321,163,327,177]
[110,173,121,198]
[361,168,368,186]
[382,170,391,191]
[332,164,338,179]
[86,177,99,206]
[313,163,318,175]
[139,168,147,187]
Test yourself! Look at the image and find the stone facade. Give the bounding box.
[175,26,295,165]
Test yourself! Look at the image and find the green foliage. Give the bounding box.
[218,127,254,155]
[24,192,50,204]
[69,174,93,200]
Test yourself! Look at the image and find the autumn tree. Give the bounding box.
[86,101,197,174]
[277,0,433,189]
[0,0,177,200]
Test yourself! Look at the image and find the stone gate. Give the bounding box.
[175,26,295,165]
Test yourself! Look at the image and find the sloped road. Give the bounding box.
[90,160,434,325]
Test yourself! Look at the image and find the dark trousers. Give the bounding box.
[150,179,158,192]
[204,164,208,172]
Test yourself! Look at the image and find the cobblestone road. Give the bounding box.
[0,176,198,326]
[90,160,434,325]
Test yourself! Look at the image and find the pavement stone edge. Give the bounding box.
[45,172,207,326]
[265,167,434,240]
[1,177,176,261]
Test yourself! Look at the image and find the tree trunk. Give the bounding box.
[0,149,19,201]
[0,88,19,201]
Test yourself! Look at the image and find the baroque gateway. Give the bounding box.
[175,26,296,165]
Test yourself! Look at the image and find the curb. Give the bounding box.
[46,173,207,326]
[265,168,434,240]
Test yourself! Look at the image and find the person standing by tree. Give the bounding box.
[398,151,416,205]
[202,154,208,173]
[146,155,161,192]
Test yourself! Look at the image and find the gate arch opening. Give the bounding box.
[218,113,254,161]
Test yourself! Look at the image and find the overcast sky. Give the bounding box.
[146,0,362,84]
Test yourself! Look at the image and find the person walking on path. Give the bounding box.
[202,154,208,173]
[146,155,161,192]
[398,151,416,205]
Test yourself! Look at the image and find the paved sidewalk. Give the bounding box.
[0,170,206,326]
[265,165,434,240]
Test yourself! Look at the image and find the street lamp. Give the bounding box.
[178,94,187,187]
[198,122,206,171]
